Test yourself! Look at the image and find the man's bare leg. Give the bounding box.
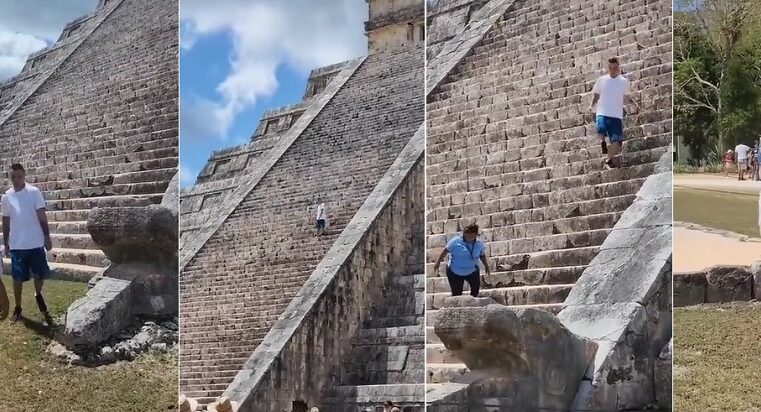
[11,280,22,321]
[598,133,608,155]
[609,142,622,167]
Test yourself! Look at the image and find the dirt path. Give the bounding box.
[674,227,761,272]
[674,174,761,195]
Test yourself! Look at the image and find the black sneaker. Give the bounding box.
[601,141,608,155]
[35,293,48,315]
[10,306,21,323]
[604,159,615,170]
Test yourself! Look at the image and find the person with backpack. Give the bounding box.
[432,223,491,297]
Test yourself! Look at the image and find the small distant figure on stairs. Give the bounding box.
[589,57,639,170]
[735,142,750,181]
[314,201,328,236]
[1,163,53,324]
[433,224,490,298]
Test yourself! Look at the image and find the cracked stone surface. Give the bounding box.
[434,304,596,411]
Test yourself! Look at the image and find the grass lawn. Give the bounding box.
[0,276,177,411]
[674,187,758,237]
[674,303,761,411]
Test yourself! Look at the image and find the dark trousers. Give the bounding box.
[446,267,480,297]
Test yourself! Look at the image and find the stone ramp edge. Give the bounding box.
[222,123,424,410]
[426,0,518,95]
[178,57,365,269]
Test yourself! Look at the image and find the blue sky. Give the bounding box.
[179,0,367,187]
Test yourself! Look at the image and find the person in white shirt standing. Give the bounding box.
[1,164,52,323]
[315,202,328,236]
[734,142,750,181]
[589,57,638,170]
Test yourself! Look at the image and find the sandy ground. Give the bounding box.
[674,174,761,272]
[674,174,761,195]
[674,227,761,272]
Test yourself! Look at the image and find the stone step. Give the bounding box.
[424,383,470,407]
[353,325,424,346]
[48,248,108,268]
[49,220,89,234]
[31,166,177,193]
[341,345,424,383]
[427,176,643,230]
[1,259,100,282]
[426,363,469,384]
[488,245,600,273]
[426,343,460,365]
[322,384,424,411]
[425,303,564,326]
[0,233,98,250]
[44,181,169,201]
[364,315,423,329]
[47,209,91,222]
[426,283,573,311]
[426,265,586,292]
[425,193,636,242]
[12,143,178,175]
[46,193,162,210]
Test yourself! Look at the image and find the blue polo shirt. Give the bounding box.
[446,235,484,276]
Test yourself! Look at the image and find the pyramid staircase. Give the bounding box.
[321,246,425,411]
[0,0,178,283]
[179,45,424,406]
[423,0,672,395]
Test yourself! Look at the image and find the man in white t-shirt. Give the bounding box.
[589,57,638,169]
[315,202,327,236]
[735,143,750,180]
[1,163,52,323]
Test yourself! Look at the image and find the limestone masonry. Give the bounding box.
[424,0,672,410]
[0,0,179,284]
[179,1,425,410]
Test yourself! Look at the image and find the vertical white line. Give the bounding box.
[176,0,183,402]
[423,0,429,405]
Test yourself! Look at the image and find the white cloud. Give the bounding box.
[181,0,367,139]
[0,30,46,80]
[180,95,232,142]
[0,0,98,80]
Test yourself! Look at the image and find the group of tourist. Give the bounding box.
[0,163,52,324]
[723,141,761,181]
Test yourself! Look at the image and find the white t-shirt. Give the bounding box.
[592,74,631,119]
[1,184,46,250]
[735,144,750,161]
[316,204,326,221]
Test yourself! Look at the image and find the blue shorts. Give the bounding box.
[10,248,50,282]
[315,219,326,229]
[596,115,624,143]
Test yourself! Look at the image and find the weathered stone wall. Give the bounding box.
[426,0,488,59]
[179,45,424,404]
[0,0,178,282]
[366,0,425,53]
[674,262,761,307]
[224,135,423,411]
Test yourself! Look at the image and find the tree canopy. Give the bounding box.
[675,0,761,162]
